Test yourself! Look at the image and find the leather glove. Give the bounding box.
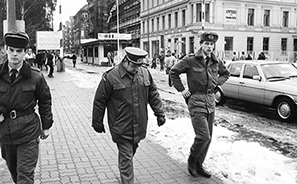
[157,116,166,127]
[40,129,50,140]
[93,125,106,133]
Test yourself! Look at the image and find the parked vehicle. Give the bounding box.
[215,60,297,122]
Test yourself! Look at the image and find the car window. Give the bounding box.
[243,64,259,79]
[261,63,297,79]
[229,63,243,77]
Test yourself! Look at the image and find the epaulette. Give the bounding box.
[31,67,40,72]
[188,53,195,57]
[102,67,114,81]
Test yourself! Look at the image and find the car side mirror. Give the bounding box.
[253,75,262,81]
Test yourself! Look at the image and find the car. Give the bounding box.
[215,60,297,122]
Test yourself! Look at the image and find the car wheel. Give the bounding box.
[215,87,226,105]
[275,98,297,122]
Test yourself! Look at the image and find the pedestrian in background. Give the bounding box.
[170,32,230,178]
[92,47,166,184]
[151,53,158,69]
[47,51,54,77]
[72,52,77,67]
[25,48,35,66]
[164,50,176,87]
[0,30,53,184]
[35,50,44,70]
[239,51,246,60]
[246,53,253,60]
[159,51,165,71]
[257,52,267,60]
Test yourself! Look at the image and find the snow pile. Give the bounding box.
[146,108,297,184]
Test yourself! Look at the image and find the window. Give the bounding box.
[247,8,254,26]
[263,10,270,26]
[205,3,210,22]
[263,37,269,52]
[157,17,159,32]
[229,63,243,77]
[190,4,194,23]
[175,12,178,28]
[182,10,186,26]
[243,65,259,79]
[168,14,171,29]
[281,38,287,54]
[196,3,202,22]
[283,11,289,27]
[224,37,233,51]
[142,21,145,34]
[247,37,254,52]
[189,37,194,53]
[162,16,165,30]
[152,18,154,32]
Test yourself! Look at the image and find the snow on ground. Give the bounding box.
[67,64,297,184]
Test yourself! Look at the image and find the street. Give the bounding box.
[0,59,296,184]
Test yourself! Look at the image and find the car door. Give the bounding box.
[238,64,265,104]
[221,63,243,99]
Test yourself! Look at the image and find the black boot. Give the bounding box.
[188,155,198,177]
[196,162,211,178]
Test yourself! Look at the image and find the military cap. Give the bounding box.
[4,30,29,48]
[200,32,218,43]
[125,47,148,65]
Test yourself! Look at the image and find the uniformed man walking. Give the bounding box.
[170,32,230,178]
[92,47,166,184]
[0,30,53,183]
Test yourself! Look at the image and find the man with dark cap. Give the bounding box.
[170,32,230,178]
[92,47,166,184]
[0,30,53,183]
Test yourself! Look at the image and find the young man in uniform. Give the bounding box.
[92,47,166,184]
[0,30,53,183]
[170,32,230,178]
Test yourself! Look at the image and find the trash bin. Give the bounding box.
[57,59,65,72]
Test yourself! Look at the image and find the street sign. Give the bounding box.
[97,33,131,40]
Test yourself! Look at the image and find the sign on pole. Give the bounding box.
[36,31,61,50]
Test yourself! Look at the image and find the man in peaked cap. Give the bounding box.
[92,46,166,184]
[170,31,230,178]
[0,30,53,183]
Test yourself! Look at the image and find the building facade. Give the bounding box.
[140,0,297,61]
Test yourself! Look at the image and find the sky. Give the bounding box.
[53,0,87,30]
[64,64,297,184]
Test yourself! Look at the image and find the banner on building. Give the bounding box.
[225,9,237,23]
[36,31,61,50]
[106,2,116,23]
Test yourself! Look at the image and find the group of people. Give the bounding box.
[232,51,267,61]
[0,30,230,184]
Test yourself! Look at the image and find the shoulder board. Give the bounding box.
[102,67,115,80]
[31,67,40,72]
[188,53,195,57]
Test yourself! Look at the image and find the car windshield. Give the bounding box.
[261,63,297,80]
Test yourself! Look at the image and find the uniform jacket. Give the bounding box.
[0,60,53,144]
[92,62,165,143]
[170,49,230,113]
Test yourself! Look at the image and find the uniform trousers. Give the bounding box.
[1,138,39,184]
[116,141,139,184]
[190,111,214,165]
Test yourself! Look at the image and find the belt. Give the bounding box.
[3,109,35,120]
[194,89,215,95]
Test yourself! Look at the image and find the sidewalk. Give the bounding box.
[0,60,224,184]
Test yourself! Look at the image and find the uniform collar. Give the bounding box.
[0,60,32,78]
[194,49,219,64]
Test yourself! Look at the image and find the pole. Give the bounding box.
[116,0,120,63]
[7,0,16,31]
